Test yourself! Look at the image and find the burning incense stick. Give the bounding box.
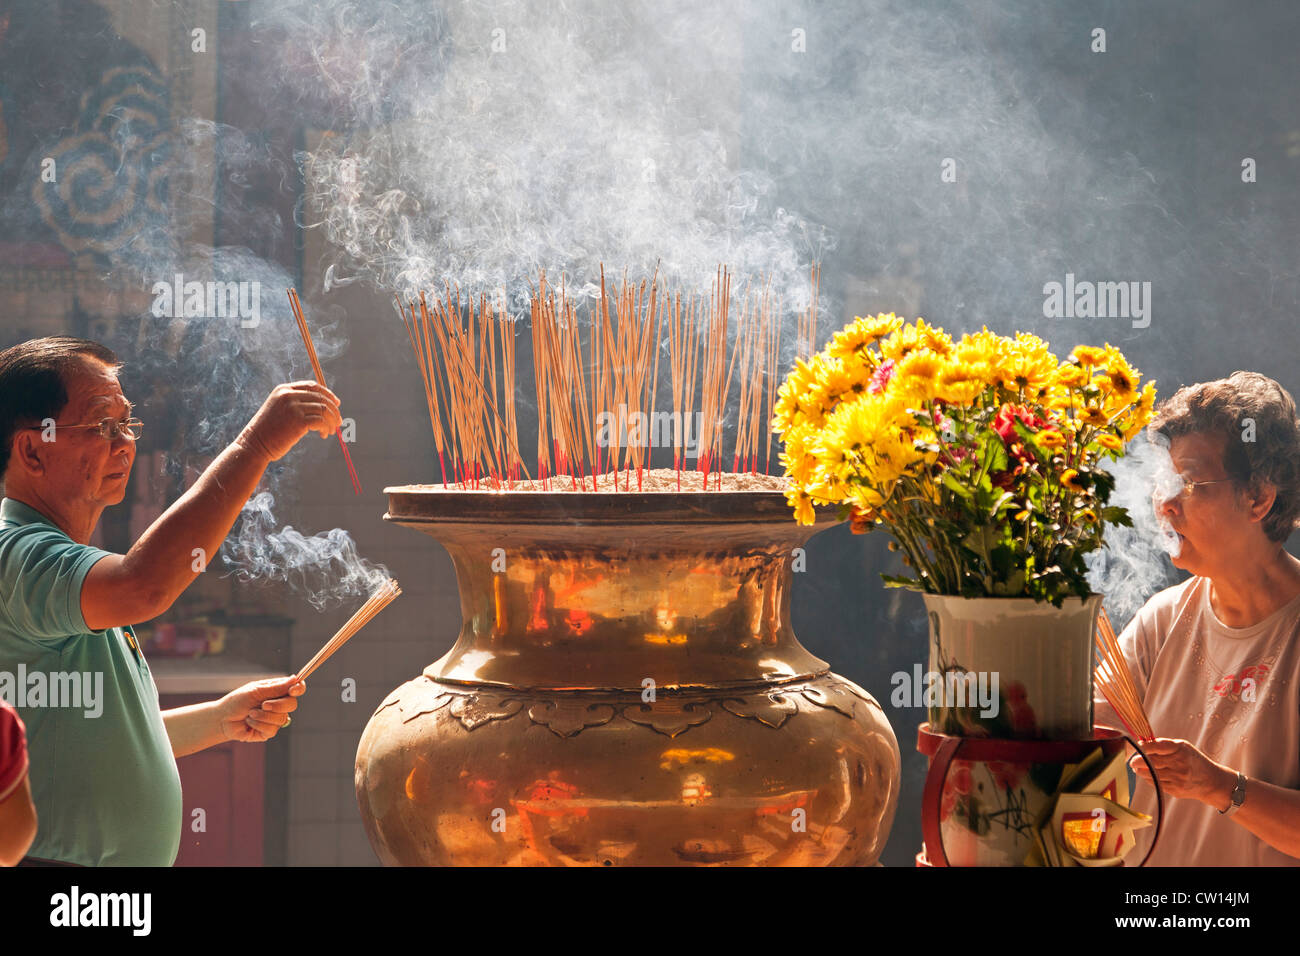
[398,264,818,491]
[295,578,402,682]
[1094,605,1154,742]
[287,288,362,495]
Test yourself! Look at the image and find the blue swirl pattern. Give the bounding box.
[33,64,176,267]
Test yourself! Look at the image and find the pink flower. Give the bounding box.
[930,407,956,436]
[993,404,1044,443]
[869,359,896,394]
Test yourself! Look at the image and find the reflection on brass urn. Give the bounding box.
[356,488,900,866]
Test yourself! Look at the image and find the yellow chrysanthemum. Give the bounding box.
[1014,331,1052,353]
[827,313,903,359]
[1116,382,1158,440]
[914,318,955,357]
[1069,345,1108,368]
[892,349,947,405]
[953,326,1008,367]
[789,490,816,525]
[850,484,890,514]
[813,357,858,404]
[1098,349,1140,403]
[935,360,991,406]
[804,470,851,504]
[1080,404,1110,428]
[787,356,855,429]
[877,427,925,481]
[1053,364,1088,389]
[777,315,1152,530]
[916,472,943,505]
[999,346,1058,395]
[773,357,824,434]
[879,323,928,364]
[779,427,819,488]
[1138,380,1157,411]
[817,393,920,489]
[1038,384,1068,411]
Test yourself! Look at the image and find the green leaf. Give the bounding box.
[1100,505,1132,527]
[962,524,996,557]
[990,569,1026,596]
[880,573,927,591]
[1092,469,1116,497]
[942,470,974,499]
[979,430,1009,474]
[1011,420,1049,465]
[989,490,1016,518]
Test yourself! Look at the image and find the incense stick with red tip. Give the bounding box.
[287,288,362,495]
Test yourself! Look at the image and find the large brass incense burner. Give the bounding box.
[356,487,900,865]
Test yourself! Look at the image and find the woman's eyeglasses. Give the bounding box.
[26,418,144,441]
[1177,477,1233,498]
[1154,475,1234,501]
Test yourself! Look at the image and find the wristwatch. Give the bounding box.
[1219,771,1247,816]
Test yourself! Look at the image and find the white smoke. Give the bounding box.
[221,493,390,611]
[1086,431,1184,630]
[268,0,824,314]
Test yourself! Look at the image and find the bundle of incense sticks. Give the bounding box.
[287,288,362,495]
[396,286,528,488]
[398,264,813,491]
[295,578,402,682]
[1093,605,1154,742]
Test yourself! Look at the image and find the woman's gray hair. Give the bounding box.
[1150,371,1300,543]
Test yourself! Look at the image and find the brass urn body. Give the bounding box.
[356,488,900,866]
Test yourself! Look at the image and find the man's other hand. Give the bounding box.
[217,677,305,743]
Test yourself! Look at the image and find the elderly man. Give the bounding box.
[0,335,343,865]
[1097,371,1300,865]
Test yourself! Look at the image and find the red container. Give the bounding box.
[917,723,1163,867]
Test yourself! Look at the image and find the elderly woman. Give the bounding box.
[1095,370,1300,865]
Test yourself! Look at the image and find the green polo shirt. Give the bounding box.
[0,497,181,866]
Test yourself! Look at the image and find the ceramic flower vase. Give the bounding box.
[922,593,1102,740]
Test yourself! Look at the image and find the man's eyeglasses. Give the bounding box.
[26,418,144,441]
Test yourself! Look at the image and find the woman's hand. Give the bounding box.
[1130,737,1234,809]
[216,677,306,743]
